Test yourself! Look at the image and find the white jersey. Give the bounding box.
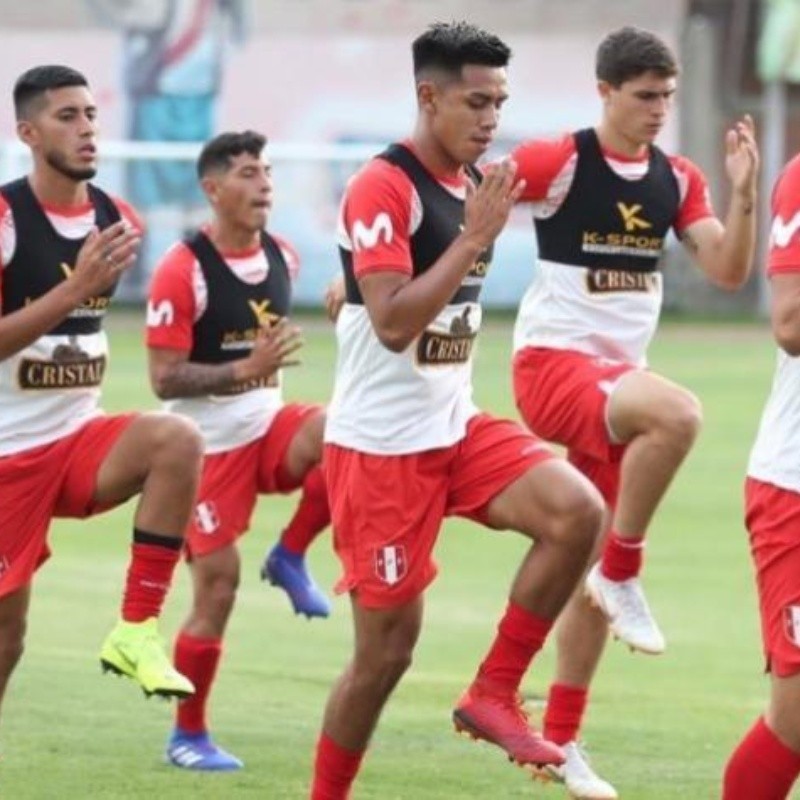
[748,154,800,492]
[146,233,299,454]
[324,148,480,455]
[510,132,714,367]
[0,186,138,456]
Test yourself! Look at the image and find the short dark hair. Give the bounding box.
[595,27,678,86]
[412,21,511,80]
[14,65,89,120]
[197,130,267,178]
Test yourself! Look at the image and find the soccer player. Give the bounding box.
[721,155,800,798]
[310,22,606,799]
[0,64,202,730]
[146,130,331,771]
[510,27,758,796]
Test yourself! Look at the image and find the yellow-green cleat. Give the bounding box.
[99,618,195,700]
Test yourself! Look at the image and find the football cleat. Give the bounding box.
[261,543,331,619]
[100,618,194,699]
[544,741,618,799]
[453,683,565,768]
[166,729,243,771]
[585,563,665,655]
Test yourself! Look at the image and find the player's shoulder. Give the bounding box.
[269,232,300,277]
[665,151,705,181]
[108,195,145,233]
[152,240,197,281]
[346,155,414,204]
[512,131,576,162]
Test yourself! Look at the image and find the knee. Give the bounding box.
[354,638,415,692]
[148,413,204,471]
[544,481,605,555]
[655,390,703,451]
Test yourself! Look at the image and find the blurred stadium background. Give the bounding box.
[0,0,794,313]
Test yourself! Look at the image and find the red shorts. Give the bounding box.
[513,347,637,507]
[187,403,321,558]
[325,413,553,609]
[745,477,800,677]
[0,414,136,598]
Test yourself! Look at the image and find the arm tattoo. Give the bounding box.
[158,361,238,399]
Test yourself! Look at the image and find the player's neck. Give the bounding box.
[594,123,649,160]
[207,221,261,254]
[408,128,464,180]
[27,167,89,208]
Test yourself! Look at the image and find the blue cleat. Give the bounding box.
[166,729,243,771]
[261,543,331,619]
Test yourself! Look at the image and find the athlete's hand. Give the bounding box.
[236,317,303,381]
[725,114,759,200]
[324,275,346,323]
[462,159,526,250]
[69,222,139,301]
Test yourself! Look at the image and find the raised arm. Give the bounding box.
[678,115,759,291]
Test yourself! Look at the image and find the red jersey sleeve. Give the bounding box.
[145,243,197,351]
[511,134,576,203]
[669,155,714,233]
[111,196,145,234]
[343,159,414,278]
[768,154,800,275]
[271,233,300,282]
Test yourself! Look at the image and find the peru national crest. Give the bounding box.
[374,545,407,586]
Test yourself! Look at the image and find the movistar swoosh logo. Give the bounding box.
[772,211,800,248]
[352,213,393,251]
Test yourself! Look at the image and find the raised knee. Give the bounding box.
[150,413,204,468]
[546,483,604,552]
[657,391,703,448]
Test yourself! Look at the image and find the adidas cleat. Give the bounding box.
[166,729,243,771]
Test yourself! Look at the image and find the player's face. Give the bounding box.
[19,86,99,181]
[600,71,676,148]
[428,65,509,166]
[214,153,273,233]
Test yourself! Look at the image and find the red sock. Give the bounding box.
[543,683,588,745]
[474,602,553,695]
[174,633,223,734]
[723,717,800,799]
[121,533,182,622]
[281,466,330,555]
[600,530,645,581]
[310,732,365,800]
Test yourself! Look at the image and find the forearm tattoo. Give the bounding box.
[159,361,238,398]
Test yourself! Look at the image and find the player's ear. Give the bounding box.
[16,119,37,148]
[597,80,614,104]
[417,79,437,114]
[200,175,218,205]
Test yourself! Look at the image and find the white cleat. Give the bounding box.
[545,741,618,800]
[585,563,666,655]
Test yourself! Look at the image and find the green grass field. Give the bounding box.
[0,311,789,799]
